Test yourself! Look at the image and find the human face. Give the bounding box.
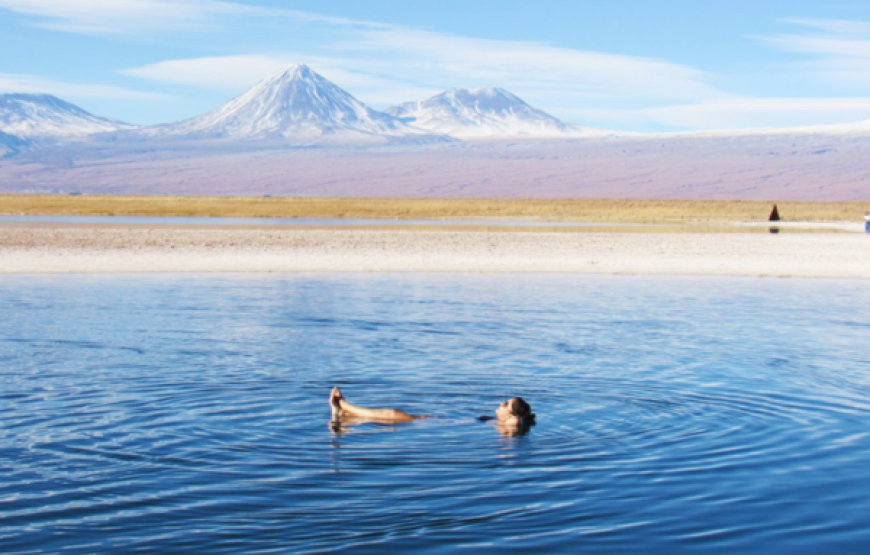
[496,399,516,421]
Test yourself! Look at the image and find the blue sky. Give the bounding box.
[2,0,870,131]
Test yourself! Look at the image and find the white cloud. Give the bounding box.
[644,97,870,130]
[20,5,866,131]
[122,55,290,91]
[0,72,170,101]
[344,28,721,105]
[0,0,255,33]
[119,26,723,121]
[121,55,442,106]
[0,0,390,35]
[763,33,870,58]
[759,18,870,88]
[779,17,870,37]
[4,2,727,128]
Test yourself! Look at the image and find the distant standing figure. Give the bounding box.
[864,212,870,234]
[768,204,780,222]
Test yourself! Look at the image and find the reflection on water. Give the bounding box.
[1,274,869,554]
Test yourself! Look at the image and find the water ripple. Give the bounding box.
[1,275,869,554]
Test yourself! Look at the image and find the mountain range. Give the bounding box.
[1,64,869,201]
[0,64,602,148]
[0,93,133,141]
[125,64,438,143]
[3,63,870,149]
[386,87,597,138]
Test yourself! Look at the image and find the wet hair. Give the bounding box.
[507,397,535,420]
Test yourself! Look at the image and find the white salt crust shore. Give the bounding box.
[1,226,869,278]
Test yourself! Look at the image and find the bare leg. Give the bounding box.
[329,386,416,423]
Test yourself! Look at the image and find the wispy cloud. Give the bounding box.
[0,72,171,101]
[0,0,389,35]
[1,2,728,128]
[644,97,870,130]
[122,55,291,90]
[16,4,868,131]
[0,0,254,34]
[759,17,870,88]
[538,97,870,132]
[121,55,439,107]
[778,17,870,37]
[346,28,721,105]
[121,26,723,118]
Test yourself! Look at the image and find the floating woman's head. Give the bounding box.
[494,397,535,436]
[496,397,534,422]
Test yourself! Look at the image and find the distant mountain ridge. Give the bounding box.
[2,65,870,200]
[386,87,597,138]
[0,93,134,139]
[128,64,442,144]
[3,63,870,152]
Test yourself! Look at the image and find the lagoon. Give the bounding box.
[1,274,869,553]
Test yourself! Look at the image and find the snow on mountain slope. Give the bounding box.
[0,129,23,146]
[0,94,134,139]
[0,129,25,156]
[136,64,443,143]
[386,88,601,138]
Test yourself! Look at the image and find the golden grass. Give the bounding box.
[0,194,867,223]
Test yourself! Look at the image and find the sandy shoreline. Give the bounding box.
[1,225,869,278]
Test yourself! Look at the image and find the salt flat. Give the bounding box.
[2,225,868,277]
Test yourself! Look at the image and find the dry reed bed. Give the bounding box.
[1,194,867,223]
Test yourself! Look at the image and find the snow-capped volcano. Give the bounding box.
[141,64,439,143]
[0,93,134,139]
[386,88,596,138]
[0,129,25,156]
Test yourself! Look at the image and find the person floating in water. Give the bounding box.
[329,386,535,435]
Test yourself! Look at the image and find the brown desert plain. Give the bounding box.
[1,132,870,200]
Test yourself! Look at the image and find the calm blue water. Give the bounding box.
[1,274,868,554]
